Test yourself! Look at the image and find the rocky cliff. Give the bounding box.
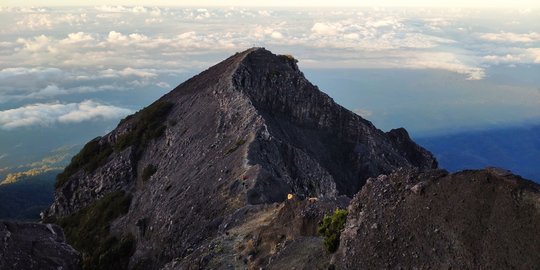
[334,167,540,269]
[0,221,80,270]
[44,48,436,269]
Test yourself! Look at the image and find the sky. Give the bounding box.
[0,5,539,180]
[2,0,540,8]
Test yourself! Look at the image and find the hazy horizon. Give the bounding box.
[2,1,540,8]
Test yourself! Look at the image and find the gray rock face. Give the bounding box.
[235,50,437,197]
[0,221,80,270]
[50,138,135,217]
[45,48,437,269]
[334,168,540,269]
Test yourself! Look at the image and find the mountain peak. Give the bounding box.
[45,48,437,269]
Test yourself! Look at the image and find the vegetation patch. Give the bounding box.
[54,102,173,189]
[280,54,298,63]
[318,209,348,253]
[269,69,281,77]
[117,114,134,127]
[114,101,174,158]
[55,138,112,188]
[141,164,157,182]
[226,139,247,155]
[57,191,134,270]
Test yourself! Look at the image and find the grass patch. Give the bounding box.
[280,54,297,63]
[55,138,112,188]
[318,209,348,253]
[54,101,173,189]
[141,164,157,182]
[225,139,246,155]
[57,191,134,270]
[114,101,174,160]
[94,234,135,270]
[117,114,134,127]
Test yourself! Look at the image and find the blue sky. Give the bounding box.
[0,5,539,180]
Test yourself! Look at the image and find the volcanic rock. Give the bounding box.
[0,221,80,270]
[335,167,540,269]
[45,48,437,269]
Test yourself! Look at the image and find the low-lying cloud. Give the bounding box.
[0,6,539,135]
[0,100,132,130]
[2,7,523,82]
[0,66,162,101]
[1,7,536,87]
[479,32,540,43]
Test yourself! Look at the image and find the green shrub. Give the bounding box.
[141,164,157,182]
[55,138,112,188]
[225,139,246,154]
[318,209,348,253]
[95,234,135,270]
[117,115,134,127]
[280,54,298,63]
[114,101,174,160]
[55,101,173,189]
[57,191,134,270]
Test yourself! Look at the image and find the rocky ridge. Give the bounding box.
[44,48,437,269]
[335,167,540,269]
[0,221,80,270]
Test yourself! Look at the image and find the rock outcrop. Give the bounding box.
[334,167,540,269]
[0,221,80,270]
[44,48,436,269]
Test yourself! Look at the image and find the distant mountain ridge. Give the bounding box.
[1,166,62,185]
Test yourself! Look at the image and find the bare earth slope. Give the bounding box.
[335,167,540,269]
[44,48,436,269]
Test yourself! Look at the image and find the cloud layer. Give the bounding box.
[2,7,537,81]
[0,6,538,135]
[1,7,538,88]
[0,100,132,130]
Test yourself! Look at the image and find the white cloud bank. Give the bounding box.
[0,66,162,101]
[0,7,537,139]
[0,100,132,130]
[1,7,538,101]
[5,8,535,83]
[479,32,540,43]
[527,48,540,63]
